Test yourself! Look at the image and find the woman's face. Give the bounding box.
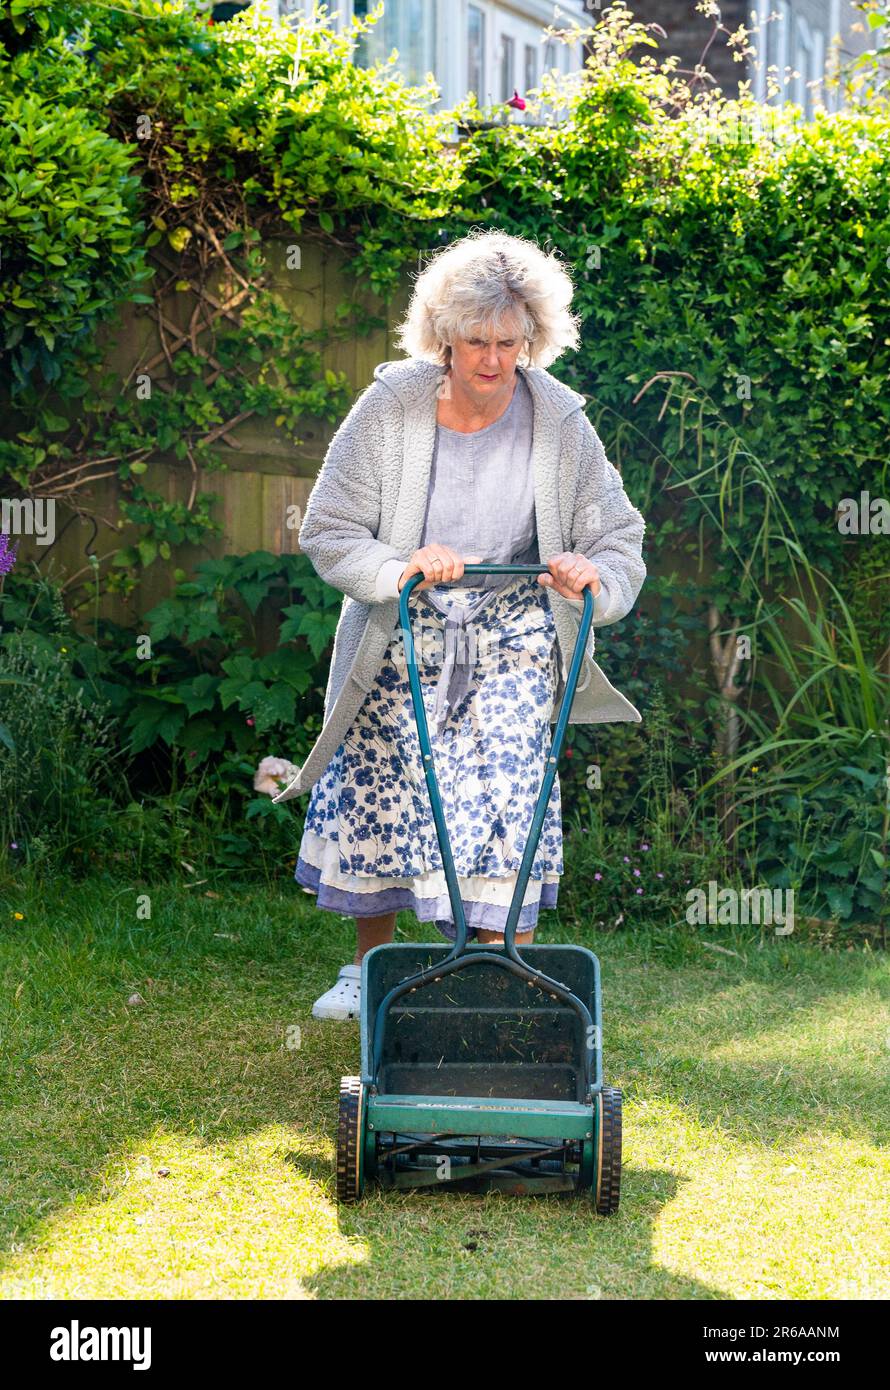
[447,318,526,396]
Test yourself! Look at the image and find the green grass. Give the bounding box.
[0,876,888,1300]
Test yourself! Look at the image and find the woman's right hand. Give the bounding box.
[397,545,482,592]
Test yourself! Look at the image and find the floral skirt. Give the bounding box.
[295,573,563,942]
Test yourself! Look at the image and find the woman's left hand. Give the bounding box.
[537,552,601,601]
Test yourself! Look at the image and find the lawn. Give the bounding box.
[0,876,887,1300]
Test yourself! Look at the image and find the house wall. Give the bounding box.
[607,1,880,116]
[275,0,589,106]
[606,0,750,100]
[214,1,886,116]
[751,0,878,114]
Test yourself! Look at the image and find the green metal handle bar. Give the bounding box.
[369,563,599,1097]
[399,563,594,959]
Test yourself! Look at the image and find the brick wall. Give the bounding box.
[584,0,751,99]
[582,2,882,113]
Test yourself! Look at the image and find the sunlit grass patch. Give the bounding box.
[1,879,887,1299]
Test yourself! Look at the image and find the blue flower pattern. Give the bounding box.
[296,575,563,938]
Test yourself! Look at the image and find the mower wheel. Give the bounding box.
[594,1086,622,1216]
[336,1075,365,1204]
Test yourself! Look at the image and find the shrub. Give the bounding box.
[0,620,122,861]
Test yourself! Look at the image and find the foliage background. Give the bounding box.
[0,0,887,935]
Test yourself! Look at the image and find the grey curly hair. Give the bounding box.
[393,228,582,369]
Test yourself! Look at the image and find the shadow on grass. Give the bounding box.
[303,1168,722,1301]
[0,880,886,1296]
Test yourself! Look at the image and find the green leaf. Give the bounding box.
[295,609,336,659]
[178,717,228,758]
[823,884,854,919]
[246,683,297,730]
[178,674,220,717]
[237,580,270,614]
[39,409,69,433]
[126,701,187,753]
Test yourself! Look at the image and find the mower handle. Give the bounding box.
[368,565,598,1094]
[397,562,595,963]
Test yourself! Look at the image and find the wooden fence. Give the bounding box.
[14,232,411,626]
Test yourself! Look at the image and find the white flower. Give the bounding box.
[254,756,300,796]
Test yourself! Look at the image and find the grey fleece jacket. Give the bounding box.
[271,357,647,803]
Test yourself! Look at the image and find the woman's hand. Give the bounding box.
[538,551,601,601]
[397,545,482,592]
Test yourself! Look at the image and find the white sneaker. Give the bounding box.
[311,963,361,1021]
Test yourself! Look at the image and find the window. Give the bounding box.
[500,33,515,101]
[353,0,438,88]
[524,42,536,94]
[766,0,791,106]
[468,5,485,103]
[792,15,825,119]
[543,39,556,73]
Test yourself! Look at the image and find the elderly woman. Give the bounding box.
[269,229,646,1020]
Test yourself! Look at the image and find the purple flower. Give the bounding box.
[656,872,664,879]
[594,872,602,881]
[623,856,630,863]
[636,888,643,895]
[633,868,641,877]
[641,843,650,851]
[0,533,19,576]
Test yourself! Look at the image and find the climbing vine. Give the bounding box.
[0,0,887,922]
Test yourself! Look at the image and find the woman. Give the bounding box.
[267,229,646,1020]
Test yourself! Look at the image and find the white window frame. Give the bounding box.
[499,30,516,101]
[273,0,588,110]
[763,0,791,107]
[467,3,487,104]
[792,14,825,118]
[827,0,842,113]
[753,0,771,104]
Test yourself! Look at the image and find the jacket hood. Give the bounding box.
[372,357,587,422]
